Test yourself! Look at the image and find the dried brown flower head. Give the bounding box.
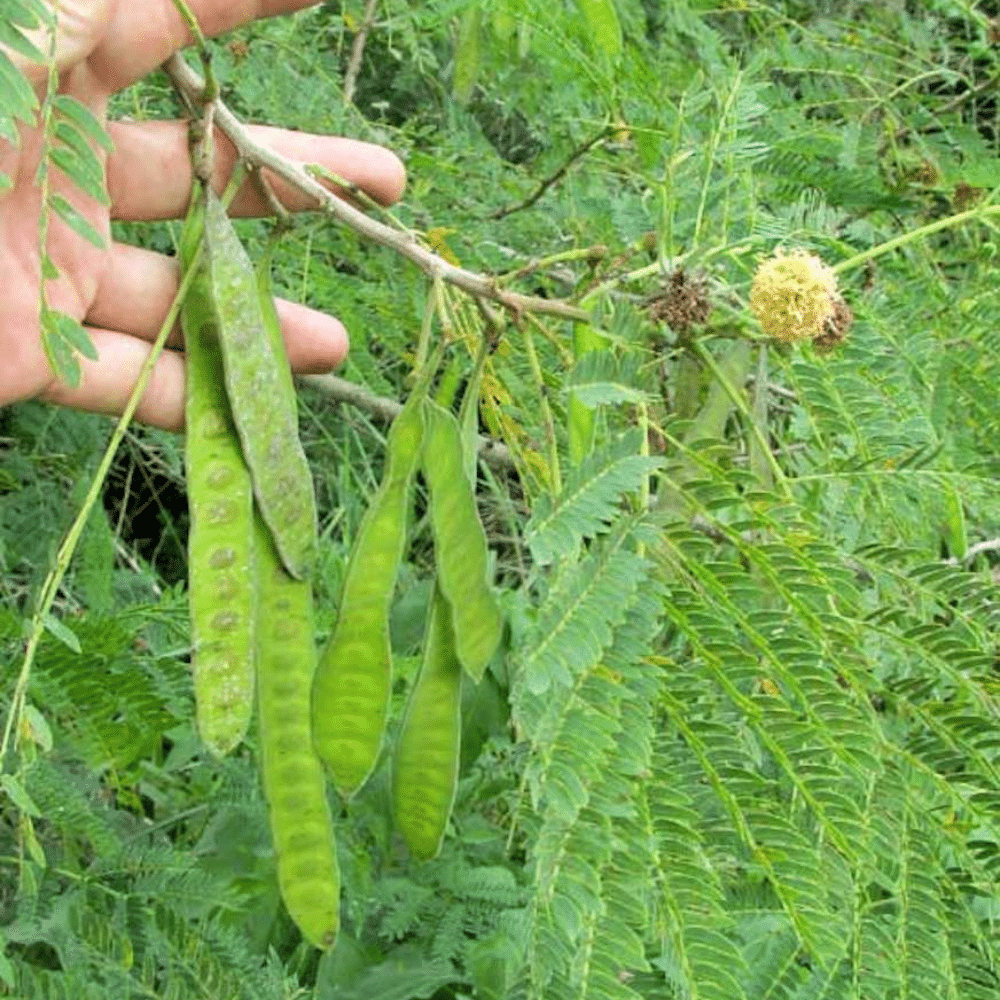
[646,268,712,336]
[813,296,854,352]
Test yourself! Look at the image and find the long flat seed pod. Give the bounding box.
[256,229,299,415]
[254,511,340,950]
[181,183,256,757]
[311,387,426,796]
[391,583,463,861]
[422,400,502,682]
[203,188,317,581]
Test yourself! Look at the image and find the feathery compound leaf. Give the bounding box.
[526,432,662,565]
[515,587,664,1000]
[51,120,109,204]
[565,351,652,409]
[40,308,98,388]
[0,49,38,125]
[53,95,114,153]
[2,0,47,29]
[520,525,649,694]
[49,193,106,249]
[0,16,44,62]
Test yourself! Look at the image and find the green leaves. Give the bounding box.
[0,13,44,63]
[48,193,105,246]
[573,0,622,61]
[0,49,37,133]
[3,19,114,385]
[526,431,663,565]
[565,350,652,409]
[52,94,114,153]
[40,309,99,390]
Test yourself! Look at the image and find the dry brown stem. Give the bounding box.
[165,53,589,324]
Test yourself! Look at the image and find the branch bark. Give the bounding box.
[165,53,589,323]
[343,0,380,105]
[301,373,516,472]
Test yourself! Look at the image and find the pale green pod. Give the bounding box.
[254,512,340,950]
[391,583,462,861]
[312,388,426,796]
[422,400,503,682]
[256,230,299,416]
[203,188,317,581]
[181,184,256,757]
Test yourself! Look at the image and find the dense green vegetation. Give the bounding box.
[3,1,1000,997]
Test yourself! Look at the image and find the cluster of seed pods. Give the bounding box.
[181,182,502,948]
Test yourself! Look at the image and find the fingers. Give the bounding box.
[89,241,350,361]
[40,327,189,431]
[88,243,186,348]
[51,308,348,432]
[106,120,406,222]
[80,241,350,430]
[88,0,322,93]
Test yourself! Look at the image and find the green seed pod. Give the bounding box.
[422,400,502,682]
[254,512,340,950]
[391,583,462,861]
[203,189,317,581]
[181,184,256,757]
[312,388,426,796]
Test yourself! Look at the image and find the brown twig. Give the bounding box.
[165,53,588,323]
[343,0,380,105]
[947,538,1000,565]
[490,127,610,220]
[301,373,516,472]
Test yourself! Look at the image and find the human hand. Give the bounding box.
[0,0,406,430]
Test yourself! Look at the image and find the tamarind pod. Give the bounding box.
[391,583,462,861]
[203,188,317,581]
[421,400,502,682]
[254,510,340,950]
[311,386,426,796]
[181,182,256,757]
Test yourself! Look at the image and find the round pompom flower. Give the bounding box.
[749,250,838,344]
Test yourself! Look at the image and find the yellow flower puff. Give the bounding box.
[749,249,838,344]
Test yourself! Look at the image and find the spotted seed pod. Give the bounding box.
[181,183,256,757]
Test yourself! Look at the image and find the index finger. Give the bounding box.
[106,120,407,221]
[88,0,321,93]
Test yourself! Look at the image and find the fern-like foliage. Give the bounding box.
[3,3,1000,999]
[2,756,290,1000]
[525,432,662,566]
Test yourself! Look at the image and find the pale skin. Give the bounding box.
[0,0,407,430]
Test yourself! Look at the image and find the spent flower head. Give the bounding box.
[749,249,841,344]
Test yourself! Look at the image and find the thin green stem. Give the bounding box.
[522,316,562,495]
[36,8,66,382]
[495,246,608,287]
[637,401,650,559]
[412,276,441,380]
[833,204,1000,275]
[0,245,205,770]
[170,0,208,47]
[693,338,789,497]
